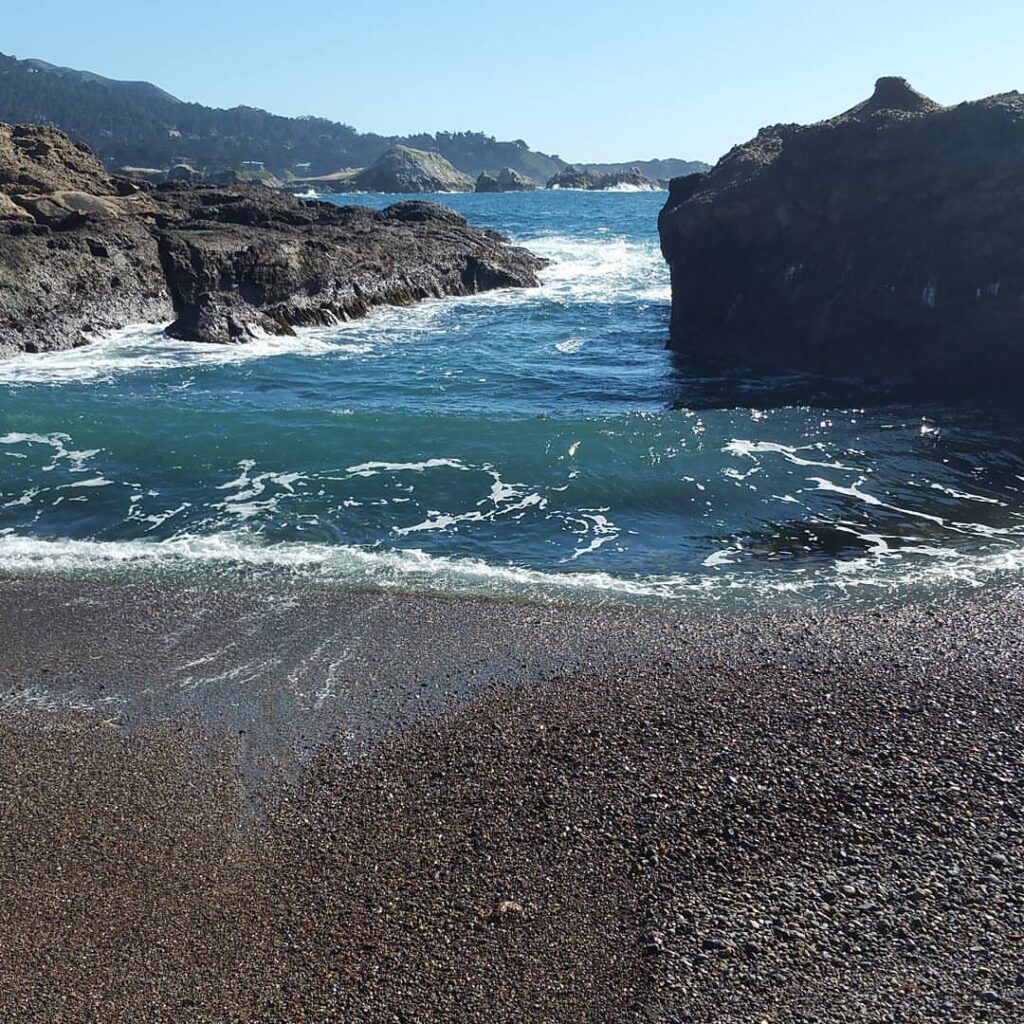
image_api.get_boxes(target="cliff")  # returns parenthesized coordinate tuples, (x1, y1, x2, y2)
(0, 124, 546, 357)
(658, 78, 1024, 395)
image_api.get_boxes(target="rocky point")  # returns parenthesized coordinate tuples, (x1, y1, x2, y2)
(659, 78, 1024, 396)
(0, 125, 545, 356)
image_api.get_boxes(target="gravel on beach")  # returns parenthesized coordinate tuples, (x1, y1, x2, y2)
(0, 578, 1021, 1023)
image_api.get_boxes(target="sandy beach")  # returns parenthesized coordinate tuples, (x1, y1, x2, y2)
(0, 577, 1021, 1022)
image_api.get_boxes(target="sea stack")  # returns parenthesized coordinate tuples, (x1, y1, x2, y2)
(475, 168, 537, 193)
(658, 78, 1024, 395)
(546, 166, 659, 191)
(349, 146, 475, 194)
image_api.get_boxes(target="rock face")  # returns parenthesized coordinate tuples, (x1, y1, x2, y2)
(546, 165, 659, 191)
(659, 78, 1024, 394)
(155, 191, 545, 343)
(0, 124, 546, 357)
(475, 168, 537, 193)
(348, 146, 475, 194)
(0, 124, 172, 356)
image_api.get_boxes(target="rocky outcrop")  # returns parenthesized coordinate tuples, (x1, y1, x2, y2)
(0, 124, 172, 356)
(475, 168, 537, 193)
(546, 166, 602, 190)
(659, 78, 1024, 394)
(0, 124, 546, 356)
(546, 165, 659, 191)
(154, 191, 546, 343)
(347, 146, 475, 194)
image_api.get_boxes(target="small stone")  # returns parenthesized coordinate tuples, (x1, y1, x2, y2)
(491, 900, 524, 920)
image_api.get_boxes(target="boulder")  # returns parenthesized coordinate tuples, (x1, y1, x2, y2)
(348, 146, 475, 194)
(475, 172, 501, 193)
(0, 193, 32, 220)
(476, 168, 537, 193)
(546, 166, 602, 190)
(166, 163, 199, 183)
(658, 78, 1024, 395)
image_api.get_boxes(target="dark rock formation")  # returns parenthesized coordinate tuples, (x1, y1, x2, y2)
(546, 165, 659, 191)
(659, 78, 1024, 394)
(155, 192, 545, 343)
(546, 166, 602, 190)
(475, 168, 537, 193)
(346, 146, 475, 194)
(0, 124, 172, 356)
(0, 124, 546, 357)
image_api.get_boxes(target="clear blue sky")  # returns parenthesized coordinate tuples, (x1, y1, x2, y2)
(5, 1, 1023, 163)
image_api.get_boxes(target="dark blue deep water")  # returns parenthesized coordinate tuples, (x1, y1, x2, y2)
(1, 190, 1023, 605)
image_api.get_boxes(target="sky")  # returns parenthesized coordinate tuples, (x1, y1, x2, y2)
(4, 1, 1024, 163)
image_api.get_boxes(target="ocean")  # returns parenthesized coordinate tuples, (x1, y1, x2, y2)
(1, 189, 1023, 606)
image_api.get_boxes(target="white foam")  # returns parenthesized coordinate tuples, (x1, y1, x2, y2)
(1, 531, 1022, 604)
(929, 483, 1004, 506)
(0, 432, 101, 473)
(601, 182, 665, 193)
(724, 439, 861, 472)
(555, 338, 585, 354)
(0, 324, 343, 386)
(528, 234, 671, 304)
(345, 458, 469, 478)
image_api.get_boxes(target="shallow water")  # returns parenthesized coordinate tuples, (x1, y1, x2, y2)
(1, 190, 1023, 606)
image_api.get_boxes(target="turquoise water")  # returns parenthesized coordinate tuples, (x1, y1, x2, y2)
(1, 190, 1023, 605)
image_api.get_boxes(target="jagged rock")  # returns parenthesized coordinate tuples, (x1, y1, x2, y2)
(0, 123, 121, 195)
(475, 172, 501, 193)
(546, 166, 602, 190)
(0, 193, 32, 220)
(0, 126, 171, 357)
(346, 146, 475, 194)
(546, 165, 659, 191)
(659, 78, 1024, 395)
(598, 167, 660, 191)
(475, 168, 537, 193)
(156, 195, 546, 343)
(0, 123, 546, 357)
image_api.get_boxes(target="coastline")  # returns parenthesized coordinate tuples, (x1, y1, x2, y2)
(1, 576, 1021, 1021)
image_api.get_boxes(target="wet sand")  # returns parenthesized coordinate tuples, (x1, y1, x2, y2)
(1, 576, 1022, 1022)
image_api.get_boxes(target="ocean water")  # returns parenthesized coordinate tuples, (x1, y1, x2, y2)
(1, 189, 1023, 607)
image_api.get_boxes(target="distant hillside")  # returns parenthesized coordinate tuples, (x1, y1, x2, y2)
(20, 58, 181, 104)
(579, 158, 710, 180)
(0, 51, 568, 183)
